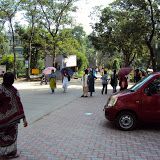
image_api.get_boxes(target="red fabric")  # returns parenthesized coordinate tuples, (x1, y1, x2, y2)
(0, 123, 18, 147)
(0, 85, 25, 129)
(119, 76, 128, 89)
(118, 67, 132, 77)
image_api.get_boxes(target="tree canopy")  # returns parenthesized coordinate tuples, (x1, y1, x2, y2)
(89, 0, 160, 70)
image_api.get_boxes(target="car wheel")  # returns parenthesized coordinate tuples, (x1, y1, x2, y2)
(115, 111, 136, 131)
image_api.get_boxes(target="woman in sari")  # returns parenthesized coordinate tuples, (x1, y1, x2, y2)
(50, 70, 56, 94)
(81, 69, 89, 97)
(88, 71, 97, 96)
(0, 72, 28, 159)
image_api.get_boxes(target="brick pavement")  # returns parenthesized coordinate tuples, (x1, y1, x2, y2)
(15, 89, 160, 160)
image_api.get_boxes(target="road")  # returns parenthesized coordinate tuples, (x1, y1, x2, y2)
(11, 79, 160, 160)
(13, 78, 117, 126)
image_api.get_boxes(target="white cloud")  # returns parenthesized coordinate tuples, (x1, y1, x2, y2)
(6, 0, 113, 35)
(72, 0, 114, 34)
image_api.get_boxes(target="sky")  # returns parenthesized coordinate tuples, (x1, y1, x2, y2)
(72, 0, 114, 34)
(13, 0, 114, 35)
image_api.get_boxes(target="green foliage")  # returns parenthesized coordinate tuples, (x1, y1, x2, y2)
(85, 36, 96, 68)
(0, 54, 14, 71)
(0, 54, 23, 72)
(77, 71, 84, 78)
(112, 59, 120, 71)
(0, 33, 10, 55)
(56, 27, 88, 71)
(90, 0, 160, 69)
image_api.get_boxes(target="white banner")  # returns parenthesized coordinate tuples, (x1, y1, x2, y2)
(65, 55, 77, 67)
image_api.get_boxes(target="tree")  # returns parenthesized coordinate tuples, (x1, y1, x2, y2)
(15, 24, 48, 71)
(85, 36, 96, 68)
(0, 0, 22, 79)
(37, 0, 78, 66)
(89, 6, 144, 67)
(110, 0, 160, 71)
(0, 33, 10, 55)
(0, 54, 14, 71)
(22, 0, 39, 79)
(57, 27, 88, 70)
(112, 58, 120, 71)
(90, 0, 160, 69)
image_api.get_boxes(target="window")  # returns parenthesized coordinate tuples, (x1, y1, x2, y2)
(145, 77, 160, 94)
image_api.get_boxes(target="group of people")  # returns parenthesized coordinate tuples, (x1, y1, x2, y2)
(81, 69, 97, 97)
(49, 69, 70, 94)
(102, 69, 133, 94)
(81, 68, 130, 98)
(48, 67, 151, 95)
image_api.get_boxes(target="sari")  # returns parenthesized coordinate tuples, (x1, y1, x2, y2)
(50, 73, 56, 93)
(82, 74, 88, 96)
(0, 84, 25, 157)
(88, 75, 96, 92)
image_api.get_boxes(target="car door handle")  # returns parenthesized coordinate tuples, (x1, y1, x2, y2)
(136, 101, 140, 103)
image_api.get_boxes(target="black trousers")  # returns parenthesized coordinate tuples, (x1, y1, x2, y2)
(102, 84, 107, 94)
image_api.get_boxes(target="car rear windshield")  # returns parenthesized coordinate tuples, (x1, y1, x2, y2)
(129, 74, 154, 92)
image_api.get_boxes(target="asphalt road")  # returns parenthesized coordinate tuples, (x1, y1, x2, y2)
(3, 77, 132, 127)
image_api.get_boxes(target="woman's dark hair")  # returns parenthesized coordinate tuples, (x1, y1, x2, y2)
(85, 69, 88, 74)
(104, 71, 107, 74)
(3, 72, 15, 87)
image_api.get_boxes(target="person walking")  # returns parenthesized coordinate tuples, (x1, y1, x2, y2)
(62, 69, 69, 93)
(119, 75, 128, 91)
(101, 71, 108, 94)
(92, 68, 96, 76)
(81, 69, 89, 97)
(50, 70, 56, 94)
(110, 70, 118, 93)
(135, 69, 141, 83)
(88, 71, 97, 96)
(41, 73, 47, 85)
(0, 72, 28, 159)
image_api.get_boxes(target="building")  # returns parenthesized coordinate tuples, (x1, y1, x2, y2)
(7, 33, 24, 61)
(45, 54, 67, 80)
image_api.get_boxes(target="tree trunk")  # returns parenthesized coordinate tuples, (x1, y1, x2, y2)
(9, 18, 17, 79)
(147, 0, 156, 71)
(124, 53, 130, 67)
(146, 41, 156, 71)
(128, 52, 136, 66)
(53, 40, 56, 67)
(27, 15, 35, 80)
(147, 57, 151, 69)
(35, 49, 38, 68)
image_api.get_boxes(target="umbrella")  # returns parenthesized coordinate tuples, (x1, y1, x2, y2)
(118, 67, 132, 77)
(61, 67, 73, 77)
(43, 67, 56, 75)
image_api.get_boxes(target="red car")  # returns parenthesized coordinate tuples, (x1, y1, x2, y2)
(104, 73, 160, 131)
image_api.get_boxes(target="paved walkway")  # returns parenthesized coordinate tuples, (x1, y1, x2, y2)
(15, 89, 160, 160)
